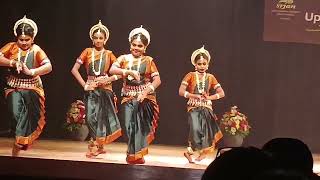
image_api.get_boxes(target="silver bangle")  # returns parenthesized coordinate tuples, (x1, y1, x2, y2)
(84, 84, 89, 90)
(30, 69, 36, 76)
(122, 69, 127, 76)
(149, 85, 155, 92)
(184, 91, 189, 98)
(9, 60, 14, 67)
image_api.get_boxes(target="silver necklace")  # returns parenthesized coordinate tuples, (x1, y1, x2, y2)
(91, 48, 104, 76)
(18, 48, 30, 65)
(127, 54, 142, 81)
(195, 71, 206, 93)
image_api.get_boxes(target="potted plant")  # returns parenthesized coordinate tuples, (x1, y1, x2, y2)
(64, 100, 89, 141)
(220, 106, 251, 146)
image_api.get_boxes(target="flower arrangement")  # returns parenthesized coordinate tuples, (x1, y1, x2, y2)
(64, 100, 86, 132)
(220, 106, 251, 138)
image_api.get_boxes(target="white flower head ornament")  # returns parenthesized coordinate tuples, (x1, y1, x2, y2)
(128, 25, 151, 46)
(13, 15, 38, 38)
(89, 20, 110, 45)
(191, 45, 211, 66)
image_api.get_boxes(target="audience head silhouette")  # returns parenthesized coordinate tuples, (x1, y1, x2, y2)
(201, 146, 272, 180)
(262, 137, 314, 177)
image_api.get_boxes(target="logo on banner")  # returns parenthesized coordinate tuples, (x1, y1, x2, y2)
(305, 13, 320, 25)
(264, 0, 320, 44)
(305, 12, 320, 31)
(279, 0, 293, 4)
(277, 0, 296, 10)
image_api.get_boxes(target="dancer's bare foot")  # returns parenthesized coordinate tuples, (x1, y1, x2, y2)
(86, 143, 107, 158)
(195, 153, 206, 161)
(184, 152, 194, 163)
(90, 147, 107, 157)
(126, 157, 145, 164)
(12, 143, 22, 157)
(85, 141, 96, 158)
(96, 147, 107, 155)
(86, 150, 95, 158)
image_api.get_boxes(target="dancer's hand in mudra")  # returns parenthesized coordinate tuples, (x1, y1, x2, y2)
(21, 64, 33, 76)
(84, 81, 98, 91)
(202, 92, 210, 100)
(193, 94, 203, 101)
(15, 61, 23, 74)
(127, 70, 140, 81)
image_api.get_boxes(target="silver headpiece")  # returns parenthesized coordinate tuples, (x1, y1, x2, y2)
(128, 25, 151, 46)
(13, 15, 38, 38)
(191, 45, 211, 66)
(89, 20, 110, 44)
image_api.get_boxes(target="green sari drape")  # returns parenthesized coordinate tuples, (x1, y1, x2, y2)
(7, 89, 45, 147)
(84, 88, 122, 145)
(187, 107, 223, 153)
(121, 99, 159, 161)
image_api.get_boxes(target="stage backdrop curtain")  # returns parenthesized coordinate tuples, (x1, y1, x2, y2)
(0, 0, 319, 152)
